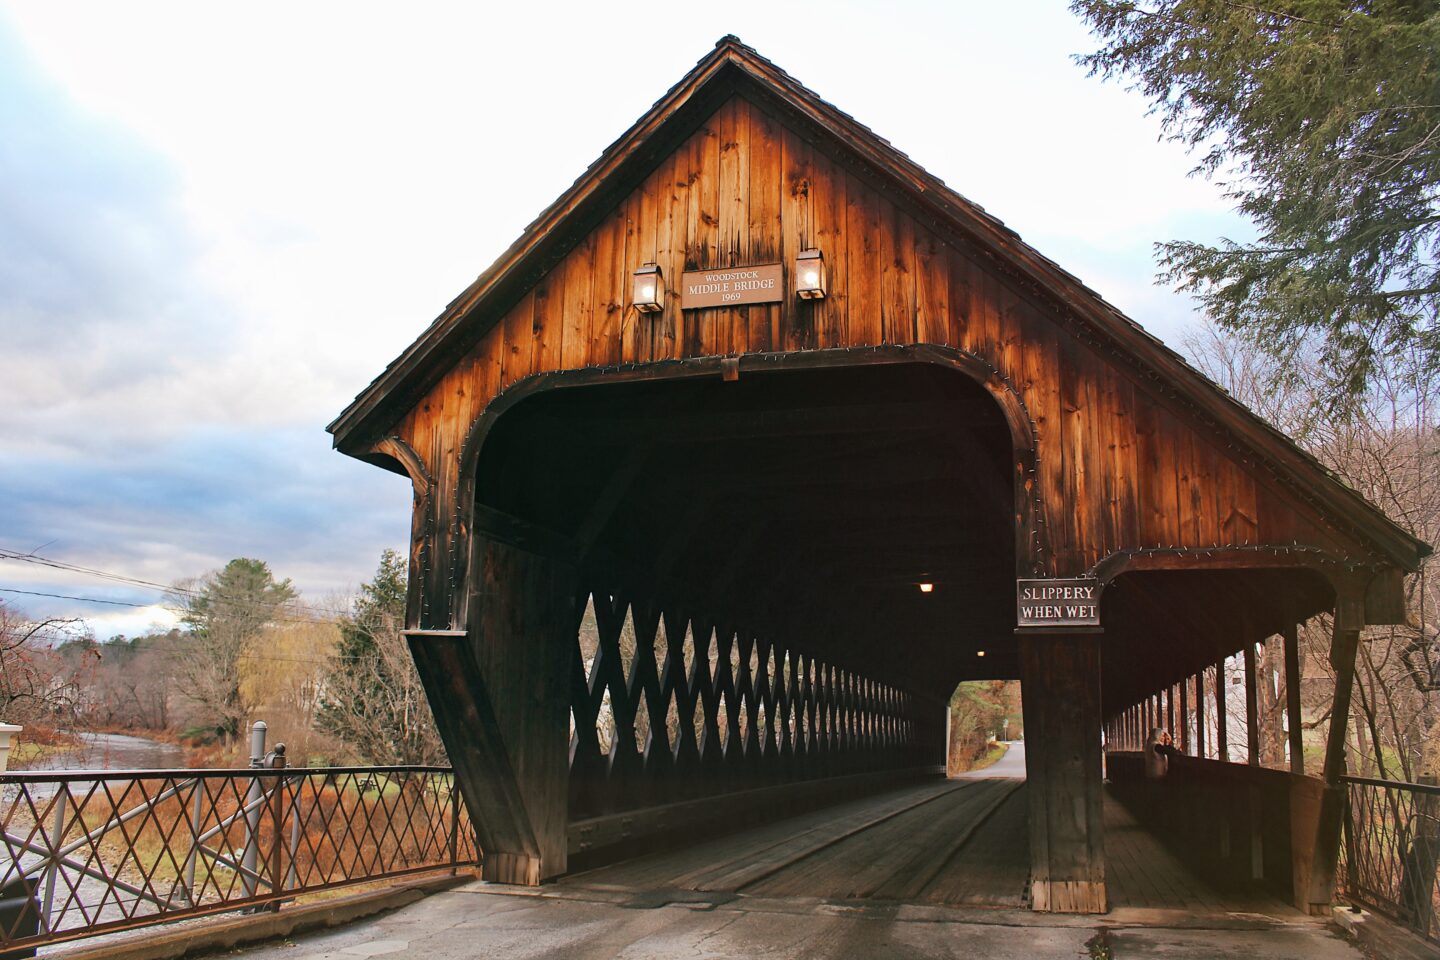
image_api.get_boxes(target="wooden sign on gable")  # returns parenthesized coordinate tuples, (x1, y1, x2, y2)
(680, 264, 783, 309)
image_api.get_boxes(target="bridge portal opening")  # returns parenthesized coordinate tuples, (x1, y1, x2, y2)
(470, 359, 1019, 853)
(946, 680, 1023, 777)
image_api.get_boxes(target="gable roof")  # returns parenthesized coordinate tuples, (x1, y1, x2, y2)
(328, 36, 1429, 571)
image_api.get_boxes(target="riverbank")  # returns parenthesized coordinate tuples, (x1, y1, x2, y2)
(4, 722, 82, 767)
(950, 740, 1010, 775)
(7, 729, 189, 772)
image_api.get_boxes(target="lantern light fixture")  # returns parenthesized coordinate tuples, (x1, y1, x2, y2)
(918, 582, 934, 594)
(977, 650, 986, 658)
(795, 248, 827, 300)
(632, 262, 665, 314)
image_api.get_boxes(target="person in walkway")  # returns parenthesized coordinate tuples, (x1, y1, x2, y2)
(1144, 727, 1180, 779)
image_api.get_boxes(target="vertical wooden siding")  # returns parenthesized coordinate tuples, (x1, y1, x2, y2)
(393, 95, 1360, 578)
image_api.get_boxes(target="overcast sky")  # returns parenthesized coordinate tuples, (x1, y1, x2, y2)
(0, 1, 1251, 638)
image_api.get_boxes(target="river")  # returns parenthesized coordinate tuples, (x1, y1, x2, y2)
(13, 731, 189, 773)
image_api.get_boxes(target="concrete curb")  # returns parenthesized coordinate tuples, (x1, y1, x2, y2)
(53, 872, 473, 960)
(1332, 905, 1440, 960)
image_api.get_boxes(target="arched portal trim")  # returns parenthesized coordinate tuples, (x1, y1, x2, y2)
(368, 435, 437, 630)
(446, 344, 1046, 628)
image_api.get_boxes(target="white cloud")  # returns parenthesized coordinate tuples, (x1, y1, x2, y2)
(81, 605, 179, 642)
(0, 1, 1254, 631)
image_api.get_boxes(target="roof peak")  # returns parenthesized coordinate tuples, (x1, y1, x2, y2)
(324, 37, 1428, 570)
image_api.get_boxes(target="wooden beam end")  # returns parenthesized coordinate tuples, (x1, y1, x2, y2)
(481, 852, 547, 886)
(1030, 880, 1107, 914)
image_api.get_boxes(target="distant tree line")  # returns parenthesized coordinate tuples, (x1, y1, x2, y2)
(1, 550, 444, 767)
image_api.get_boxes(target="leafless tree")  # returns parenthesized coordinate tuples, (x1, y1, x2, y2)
(77, 632, 181, 731)
(0, 601, 95, 725)
(1186, 323, 1439, 779)
(319, 551, 444, 765)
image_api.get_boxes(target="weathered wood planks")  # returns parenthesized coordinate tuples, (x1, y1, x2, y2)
(380, 91, 1387, 583)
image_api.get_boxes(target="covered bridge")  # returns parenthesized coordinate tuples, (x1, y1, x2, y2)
(328, 38, 1429, 915)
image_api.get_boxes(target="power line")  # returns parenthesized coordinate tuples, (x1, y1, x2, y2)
(0, 548, 352, 624)
(1, 586, 394, 665)
(0, 587, 151, 608)
(0, 584, 342, 629)
(0, 546, 345, 618)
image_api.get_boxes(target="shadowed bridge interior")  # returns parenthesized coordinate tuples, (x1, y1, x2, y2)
(477, 361, 1017, 707)
(463, 360, 1345, 906)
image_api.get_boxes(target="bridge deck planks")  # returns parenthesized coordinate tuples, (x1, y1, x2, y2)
(743, 780, 1019, 901)
(917, 782, 1031, 906)
(1102, 793, 1286, 915)
(559, 778, 1294, 918)
(563, 779, 965, 892)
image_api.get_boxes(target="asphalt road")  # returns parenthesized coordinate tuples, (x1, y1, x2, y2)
(953, 740, 1027, 779)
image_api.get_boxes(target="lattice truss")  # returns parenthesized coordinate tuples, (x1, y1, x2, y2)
(569, 589, 917, 816)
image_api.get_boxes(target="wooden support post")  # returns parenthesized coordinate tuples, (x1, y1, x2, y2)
(1239, 636, 1268, 879)
(1284, 622, 1305, 776)
(1303, 586, 1365, 913)
(1215, 658, 1230, 762)
(1244, 641, 1261, 766)
(408, 534, 575, 886)
(1194, 671, 1206, 759)
(1018, 628, 1106, 914)
(1180, 680, 1191, 755)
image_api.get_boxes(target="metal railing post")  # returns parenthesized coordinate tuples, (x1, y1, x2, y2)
(267, 744, 287, 911)
(1400, 773, 1440, 937)
(182, 778, 205, 905)
(1341, 784, 1360, 912)
(241, 721, 266, 900)
(448, 775, 460, 873)
(285, 774, 302, 892)
(40, 791, 67, 934)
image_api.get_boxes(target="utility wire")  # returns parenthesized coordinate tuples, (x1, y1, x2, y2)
(0, 547, 352, 623)
(0, 546, 343, 618)
(0, 587, 151, 608)
(1, 586, 398, 667)
(0, 584, 343, 628)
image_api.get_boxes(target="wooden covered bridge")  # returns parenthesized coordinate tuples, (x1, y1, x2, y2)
(328, 38, 1429, 917)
